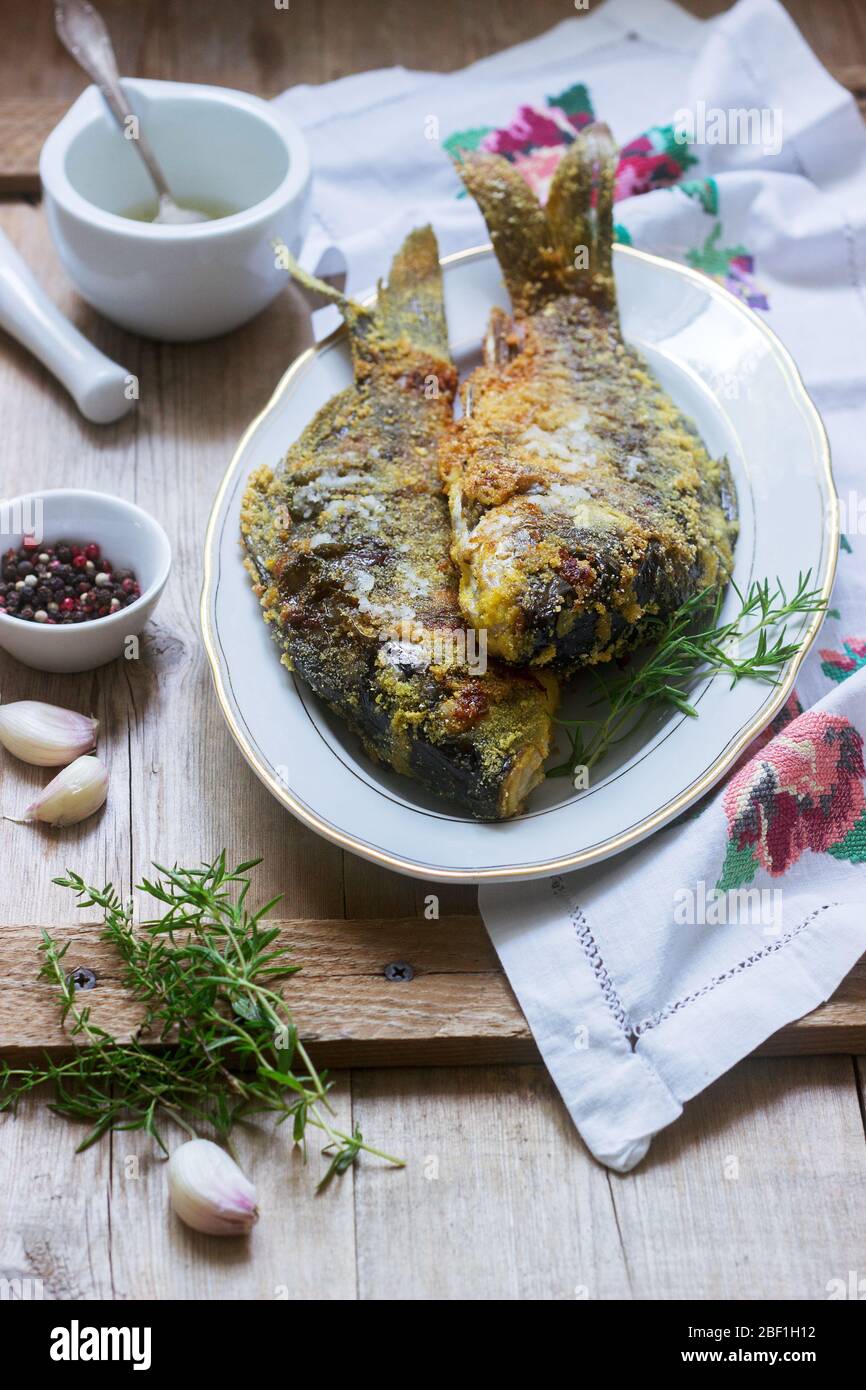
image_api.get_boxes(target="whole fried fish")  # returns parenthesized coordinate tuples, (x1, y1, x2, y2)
(241, 228, 556, 821)
(440, 125, 737, 675)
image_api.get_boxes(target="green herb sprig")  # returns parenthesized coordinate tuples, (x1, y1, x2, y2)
(0, 854, 402, 1190)
(548, 572, 827, 779)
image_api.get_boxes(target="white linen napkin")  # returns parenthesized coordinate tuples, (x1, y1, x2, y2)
(273, 0, 866, 1169)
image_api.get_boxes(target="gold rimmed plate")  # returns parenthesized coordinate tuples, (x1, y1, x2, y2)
(200, 245, 836, 882)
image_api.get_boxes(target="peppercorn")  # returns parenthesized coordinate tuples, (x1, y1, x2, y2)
(1, 540, 141, 625)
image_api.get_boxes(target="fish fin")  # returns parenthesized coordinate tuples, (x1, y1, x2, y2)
(272, 237, 373, 340)
(274, 230, 451, 377)
(547, 122, 617, 307)
(375, 225, 451, 363)
(455, 153, 562, 312)
(456, 124, 618, 311)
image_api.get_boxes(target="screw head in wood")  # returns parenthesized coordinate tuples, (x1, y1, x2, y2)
(67, 965, 97, 991)
(384, 960, 414, 982)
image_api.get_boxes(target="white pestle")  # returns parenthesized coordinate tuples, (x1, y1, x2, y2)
(0, 228, 133, 424)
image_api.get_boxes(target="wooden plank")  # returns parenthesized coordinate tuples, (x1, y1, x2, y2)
(352, 1055, 866, 1298)
(0, 1086, 115, 1299)
(105, 1076, 358, 1300)
(0, 100, 68, 194)
(0, 0, 860, 106)
(3, 916, 864, 1064)
(606, 1056, 866, 1299)
(3, 1037, 861, 1302)
(856, 1056, 866, 1140)
(0, 1078, 358, 1300)
(0, 0, 571, 104)
(351, 1065, 630, 1300)
(6, 1058, 861, 1302)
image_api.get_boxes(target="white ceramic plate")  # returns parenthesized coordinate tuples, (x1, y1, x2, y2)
(201, 245, 837, 883)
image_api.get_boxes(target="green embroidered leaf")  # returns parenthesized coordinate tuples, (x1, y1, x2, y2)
(645, 123, 699, 169)
(613, 222, 633, 246)
(827, 808, 866, 864)
(716, 840, 759, 891)
(686, 223, 749, 278)
(547, 82, 594, 118)
(443, 127, 494, 161)
(679, 176, 719, 215)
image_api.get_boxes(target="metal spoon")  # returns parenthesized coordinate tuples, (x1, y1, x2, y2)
(54, 0, 207, 225)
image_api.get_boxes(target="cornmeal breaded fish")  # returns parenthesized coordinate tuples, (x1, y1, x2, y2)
(440, 125, 737, 674)
(241, 228, 556, 820)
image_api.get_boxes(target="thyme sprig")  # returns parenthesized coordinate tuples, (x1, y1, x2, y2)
(0, 854, 403, 1190)
(547, 572, 827, 779)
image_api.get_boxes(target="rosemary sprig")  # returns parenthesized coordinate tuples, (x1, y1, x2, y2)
(0, 854, 403, 1190)
(547, 572, 826, 779)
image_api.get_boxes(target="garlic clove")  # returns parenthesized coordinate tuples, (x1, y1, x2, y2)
(168, 1139, 259, 1236)
(22, 754, 108, 827)
(0, 700, 98, 767)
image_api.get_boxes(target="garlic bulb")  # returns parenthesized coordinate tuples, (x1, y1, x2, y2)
(168, 1139, 259, 1236)
(22, 755, 108, 827)
(0, 701, 98, 766)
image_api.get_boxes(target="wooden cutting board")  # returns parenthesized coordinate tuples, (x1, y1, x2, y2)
(0, 99, 69, 194)
(2, 915, 864, 1065)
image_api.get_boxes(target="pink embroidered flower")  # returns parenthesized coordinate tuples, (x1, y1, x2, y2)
(513, 147, 567, 200)
(728, 691, 801, 778)
(623, 134, 653, 156)
(723, 710, 866, 876)
(614, 152, 685, 201)
(613, 161, 648, 202)
(482, 104, 570, 157)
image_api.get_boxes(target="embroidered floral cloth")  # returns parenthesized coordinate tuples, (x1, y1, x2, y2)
(274, 0, 866, 1169)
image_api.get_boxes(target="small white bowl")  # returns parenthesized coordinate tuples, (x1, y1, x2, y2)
(40, 79, 312, 341)
(0, 490, 171, 673)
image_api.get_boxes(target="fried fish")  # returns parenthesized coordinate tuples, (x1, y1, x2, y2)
(241, 228, 556, 821)
(440, 124, 737, 675)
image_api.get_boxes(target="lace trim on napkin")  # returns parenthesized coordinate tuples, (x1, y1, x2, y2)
(551, 876, 632, 1037)
(634, 903, 837, 1035)
(551, 878, 838, 1046)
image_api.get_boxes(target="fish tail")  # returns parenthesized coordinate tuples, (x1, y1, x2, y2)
(455, 152, 560, 312)
(274, 228, 451, 378)
(546, 122, 617, 307)
(375, 225, 451, 363)
(454, 123, 618, 311)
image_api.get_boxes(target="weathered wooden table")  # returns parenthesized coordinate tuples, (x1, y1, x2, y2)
(0, 0, 863, 1300)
